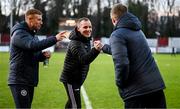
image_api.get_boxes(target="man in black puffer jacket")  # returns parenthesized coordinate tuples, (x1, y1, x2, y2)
(8, 9, 66, 108)
(60, 17, 102, 109)
(102, 4, 166, 108)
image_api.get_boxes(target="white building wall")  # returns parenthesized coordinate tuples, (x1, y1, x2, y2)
(1, 37, 180, 53)
(169, 37, 180, 48)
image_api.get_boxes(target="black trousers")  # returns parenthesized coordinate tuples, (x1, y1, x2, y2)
(63, 83, 81, 109)
(124, 90, 166, 109)
(9, 85, 34, 108)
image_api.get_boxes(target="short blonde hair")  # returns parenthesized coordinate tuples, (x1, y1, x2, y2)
(110, 3, 128, 20)
(25, 9, 42, 17)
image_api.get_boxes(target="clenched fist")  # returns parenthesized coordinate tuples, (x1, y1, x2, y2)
(94, 40, 103, 51)
(55, 31, 67, 41)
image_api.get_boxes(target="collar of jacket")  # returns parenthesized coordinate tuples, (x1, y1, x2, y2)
(23, 21, 37, 36)
(11, 21, 37, 37)
(113, 12, 142, 31)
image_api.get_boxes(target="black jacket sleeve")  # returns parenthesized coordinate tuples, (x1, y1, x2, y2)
(11, 30, 57, 51)
(70, 41, 100, 65)
(102, 44, 112, 55)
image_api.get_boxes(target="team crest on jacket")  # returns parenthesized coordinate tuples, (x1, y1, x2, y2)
(21, 89, 27, 96)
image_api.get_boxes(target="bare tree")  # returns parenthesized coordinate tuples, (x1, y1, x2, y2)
(0, 3, 8, 33)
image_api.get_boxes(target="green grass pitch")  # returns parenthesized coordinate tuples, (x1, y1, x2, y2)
(0, 52, 180, 108)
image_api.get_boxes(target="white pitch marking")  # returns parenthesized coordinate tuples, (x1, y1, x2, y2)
(81, 86, 93, 109)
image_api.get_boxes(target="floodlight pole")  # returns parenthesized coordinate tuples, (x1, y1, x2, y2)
(10, 0, 15, 34)
(10, 11, 13, 34)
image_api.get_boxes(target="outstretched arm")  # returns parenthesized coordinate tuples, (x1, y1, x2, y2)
(102, 44, 112, 55)
(70, 41, 100, 65)
(12, 30, 66, 52)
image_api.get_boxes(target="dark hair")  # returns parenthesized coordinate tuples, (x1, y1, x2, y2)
(76, 17, 90, 27)
(111, 3, 128, 19)
(25, 9, 42, 17)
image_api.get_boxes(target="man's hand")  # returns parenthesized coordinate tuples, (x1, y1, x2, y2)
(43, 50, 51, 59)
(94, 40, 103, 51)
(55, 31, 67, 41)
